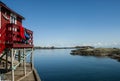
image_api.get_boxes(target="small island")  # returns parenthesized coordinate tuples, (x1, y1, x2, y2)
(70, 46, 120, 61)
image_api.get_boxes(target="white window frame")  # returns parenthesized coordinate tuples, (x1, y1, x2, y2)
(10, 13, 17, 24)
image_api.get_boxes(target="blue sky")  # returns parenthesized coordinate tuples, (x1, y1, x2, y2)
(2, 0, 120, 47)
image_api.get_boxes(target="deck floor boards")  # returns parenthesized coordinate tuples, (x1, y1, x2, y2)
(0, 63, 40, 81)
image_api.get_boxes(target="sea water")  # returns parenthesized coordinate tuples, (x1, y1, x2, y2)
(34, 49, 120, 81)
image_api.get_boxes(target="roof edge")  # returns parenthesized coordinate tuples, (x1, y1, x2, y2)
(0, 1, 25, 20)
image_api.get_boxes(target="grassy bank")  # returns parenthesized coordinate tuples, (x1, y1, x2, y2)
(70, 47, 120, 61)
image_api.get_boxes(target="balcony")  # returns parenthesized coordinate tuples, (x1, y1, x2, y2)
(5, 23, 33, 48)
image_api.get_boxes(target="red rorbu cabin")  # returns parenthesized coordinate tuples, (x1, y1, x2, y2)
(0, 1, 33, 54)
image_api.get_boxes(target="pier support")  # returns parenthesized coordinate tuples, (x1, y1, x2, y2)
(18, 50, 21, 67)
(4, 48, 34, 81)
(31, 48, 34, 70)
(11, 48, 14, 81)
(23, 48, 26, 76)
(5, 50, 8, 71)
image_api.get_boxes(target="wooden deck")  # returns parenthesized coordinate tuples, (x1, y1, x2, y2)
(0, 62, 41, 81)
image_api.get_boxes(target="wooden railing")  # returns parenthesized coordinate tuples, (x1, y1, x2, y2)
(6, 23, 33, 48)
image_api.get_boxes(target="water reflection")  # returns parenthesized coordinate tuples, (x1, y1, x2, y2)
(34, 49, 120, 81)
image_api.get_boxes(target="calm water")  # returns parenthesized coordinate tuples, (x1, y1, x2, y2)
(33, 49, 120, 81)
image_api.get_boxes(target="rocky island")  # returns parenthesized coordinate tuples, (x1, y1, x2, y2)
(70, 46, 120, 61)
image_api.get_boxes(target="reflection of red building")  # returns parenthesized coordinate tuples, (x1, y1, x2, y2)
(0, 1, 33, 54)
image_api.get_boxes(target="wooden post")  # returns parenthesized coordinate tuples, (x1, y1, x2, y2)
(11, 48, 14, 81)
(5, 50, 8, 71)
(18, 50, 21, 67)
(23, 48, 26, 76)
(31, 48, 34, 70)
(30, 51, 32, 68)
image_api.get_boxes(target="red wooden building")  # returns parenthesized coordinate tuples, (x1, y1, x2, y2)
(0, 1, 33, 54)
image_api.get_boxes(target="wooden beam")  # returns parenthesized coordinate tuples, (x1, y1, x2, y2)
(11, 48, 14, 81)
(31, 48, 34, 70)
(18, 50, 21, 67)
(5, 50, 8, 71)
(23, 48, 26, 76)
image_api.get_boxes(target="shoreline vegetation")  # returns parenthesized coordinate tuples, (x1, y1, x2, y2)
(34, 46, 120, 61)
(34, 46, 75, 49)
(70, 46, 120, 61)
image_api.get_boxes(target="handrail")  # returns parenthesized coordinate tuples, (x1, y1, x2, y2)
(6, 23, 33, 48)
(0, 23, 33, 54)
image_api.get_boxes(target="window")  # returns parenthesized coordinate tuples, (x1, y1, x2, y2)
(10, 13, 17, 24)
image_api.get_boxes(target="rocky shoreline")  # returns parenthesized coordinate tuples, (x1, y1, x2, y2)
(70, 47, 120, 61)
